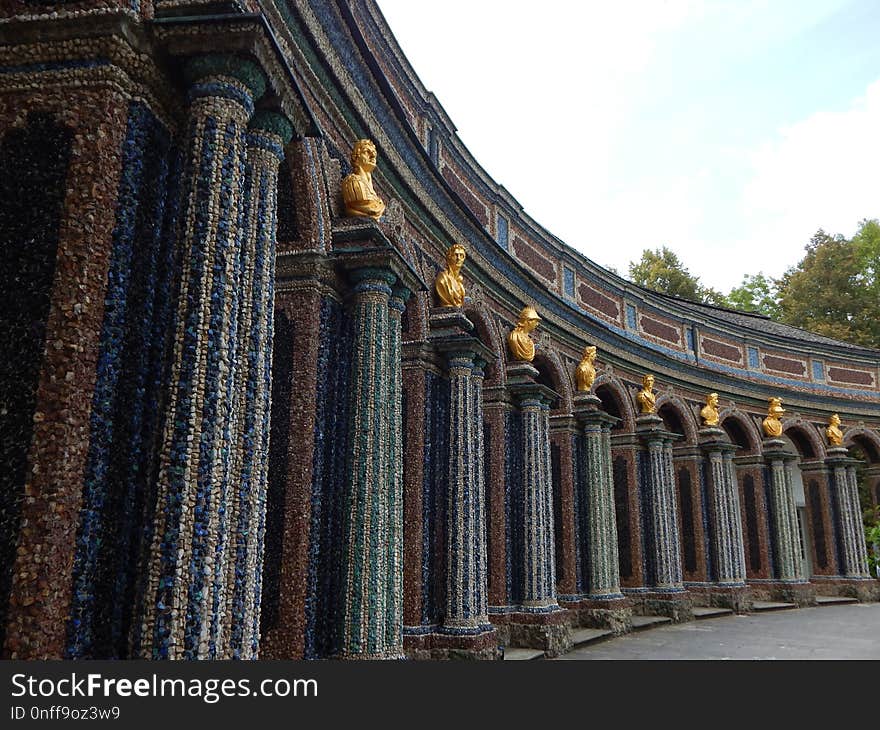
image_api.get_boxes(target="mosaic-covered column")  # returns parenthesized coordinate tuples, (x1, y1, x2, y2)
(574, 394, 621, 598)
(826, 448, 870, 577)
(443, 350, 489, 631)
(141, 55, 266, 659)
(218, 111, 293, 659)
(700, 428, 746, 585)
(637, 415, 683, 591)
(763, 439, 803, 581)
(336, 267, 404, 659)
(514, 388, 557, 608)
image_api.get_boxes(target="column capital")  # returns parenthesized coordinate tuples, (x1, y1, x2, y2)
(347, 266, 397, 297)
(246, 111, 294, 160)
(184, 54, 267, 115)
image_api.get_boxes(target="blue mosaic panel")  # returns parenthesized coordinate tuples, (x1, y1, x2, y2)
(496, 214, 509, 251)
(304, 296, 353, 659)
(747, 346, 760, 369)
(428, 126, 439, 165)
(685, 327, 695, 351)
(504, 410, 524, 603)
(812, 360, 825, 381)
(563, 266, 575, 299)
(625, 304, 638, 331)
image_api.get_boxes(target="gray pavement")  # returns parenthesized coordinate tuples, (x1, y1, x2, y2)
(556, 603, 880, 660)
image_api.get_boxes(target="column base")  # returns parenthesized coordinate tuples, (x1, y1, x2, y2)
(403, 626, 501, 660)
(623, 588, 694, 622)
(808, 576, 880, 602)
(747, 580, 816, 607)
(559, 595, 633, 635)
(489, 606, 572, 657)
(686, 583, 752, 613)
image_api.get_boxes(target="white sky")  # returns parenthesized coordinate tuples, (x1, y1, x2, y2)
(376, 0, 880, 292)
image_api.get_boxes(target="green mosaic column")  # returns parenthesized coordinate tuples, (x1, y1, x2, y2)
(142, 55, 265, 660)
(519, 392, 558, 607)
(444, 350, 490, 630)
(827, 447, 870, 578)
(337, 267, 401, 659)
(764, 439, 803, 581)
(722, 450, 747, 582)
(574, 395, 621, 597)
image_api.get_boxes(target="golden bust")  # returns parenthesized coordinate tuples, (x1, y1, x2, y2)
(636, 374, 656, 415)
(825, 413, 844, 446)
(341, 139, 386, 220)
(762, 397, 785, 438)
(575, 345, 597, 392)
(434, 244, 466, 307)
(700, 392, 720, 427)
(507, 306, 541, 362)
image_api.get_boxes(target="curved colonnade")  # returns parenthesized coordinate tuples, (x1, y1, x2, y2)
(0, 0, 877, 659)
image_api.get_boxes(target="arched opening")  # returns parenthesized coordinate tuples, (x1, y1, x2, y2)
(658, 403, 686, 437)
(780, 426, 825, 578)
(720, 413, 763, 577)
(595, 384, 624, 430)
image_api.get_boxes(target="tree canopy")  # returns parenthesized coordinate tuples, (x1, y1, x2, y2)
(626, 219, 880, 349)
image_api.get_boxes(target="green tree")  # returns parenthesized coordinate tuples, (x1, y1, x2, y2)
(726, 272, 781, 318)
(776, 226, 880, 347)
(628, 246, 704, 302)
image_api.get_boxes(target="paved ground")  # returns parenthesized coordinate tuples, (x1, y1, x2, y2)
(556, 603, 880, 660)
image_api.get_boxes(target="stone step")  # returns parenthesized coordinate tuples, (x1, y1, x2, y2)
(751, 600, 797, 612)
(815, 595, 859, 605)
(692, 606, 734, 619)
(630, 615, 672, 631)
(570, 627, 614, 648)
(503, 648, 545, 661)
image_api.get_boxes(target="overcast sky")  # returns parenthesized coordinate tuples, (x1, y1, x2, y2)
(376, 0, 880, 292)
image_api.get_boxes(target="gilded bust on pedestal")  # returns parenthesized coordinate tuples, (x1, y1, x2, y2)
(700, 392, 720, 427)
(762, 397, 785, 438)
(341, 138, 386, 220)
(826, 413, 844, 446)
(575, 345, 597, 392)
(434, 244, 467, 307)
(507, 306, 540, 362)
(636, 374, 656, 414)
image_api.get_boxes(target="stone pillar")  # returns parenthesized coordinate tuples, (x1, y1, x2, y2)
(574, 394, 621, 598)
(763, 439, 803, 582)
(443, 349, 490, 631)
(141, 55, 265, 660)
(700, 428, 746, 585)
(826, 447, 870, 578)
(336, 267, 405, 659)
(634, 415, 690, 620)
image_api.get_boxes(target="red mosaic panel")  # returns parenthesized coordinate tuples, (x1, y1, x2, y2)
(512, 235, 556, 282)
(827, 367, 874, 386)
(763, 354, 806, 376)
(578, 282, 619, 319)
(441, 165, 488, 226)
(701, 337, 742, 363)
(640, 315, 680, 344)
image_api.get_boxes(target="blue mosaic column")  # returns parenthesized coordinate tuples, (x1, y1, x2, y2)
(386, 284, 409, 646)
(141, 55, 266, 660)
(443, 351, 490, 631)
(764, 440, 803, 581)
(700, 430, 746, 585)
(637, 416, 684, 590)
(337, 267, 402, 659)
(218, 112, 293, 659)
(574, 396, 621, 598)
(519, 392, 558, 608)
(827, 447, 870, 578)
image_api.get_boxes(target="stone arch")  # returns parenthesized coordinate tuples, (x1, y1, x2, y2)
(655, 393, 698, 444)
(463, 300, 505, 388)
(532, 346, 573, 415)
(718, 407, 762, 455)
(842, 426, 880, 464)
(593, 373, 636, 431)
(782, 417, 826, 460)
